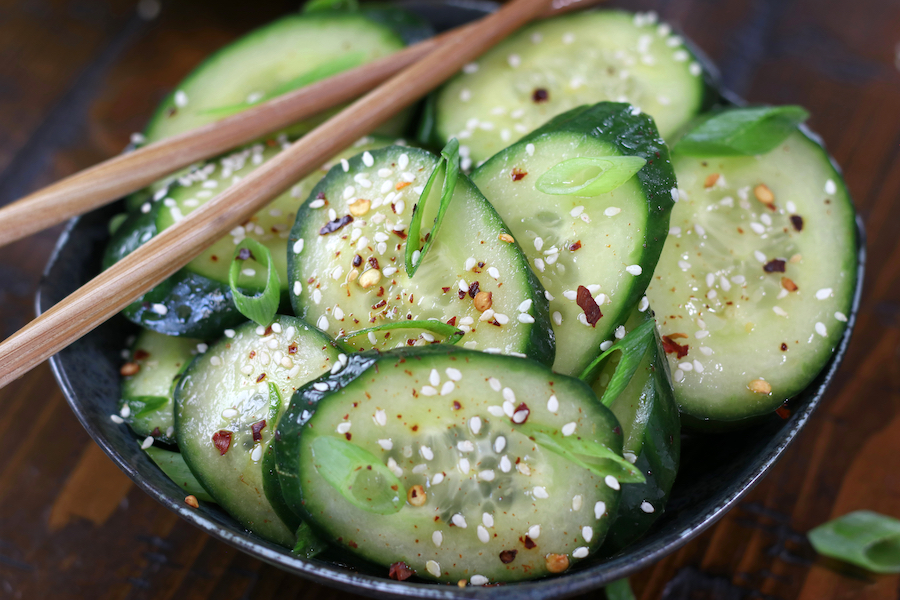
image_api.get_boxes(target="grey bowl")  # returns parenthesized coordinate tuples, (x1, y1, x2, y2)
(38, 2, 865, 598)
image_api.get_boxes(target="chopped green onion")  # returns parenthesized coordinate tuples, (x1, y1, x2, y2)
(200, 53, 366, 118)
(517, 422, 645, 484)
(405, 139, 459, 277)
(605, 578, 636, 600)
(267, 382, 282, 423)
(228, 238, 280, 327)
(144, 446, 216, 503)
(535, 156, 646, 196)
(311, 435, 405, 515)
(123, 395, 168, 418)
(338, 320, 464, 349)
(303, 0, 359, 13)
(579, 317, 657, 407)
(292, 521, 328, 559)
(674, 105, 810, 157)
(808, 511, 900, 573)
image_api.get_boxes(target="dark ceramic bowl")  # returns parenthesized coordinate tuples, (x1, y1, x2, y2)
(38, 3, 865, 598)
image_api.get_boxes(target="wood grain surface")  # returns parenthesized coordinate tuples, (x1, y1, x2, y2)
(1, 0, 898, 598)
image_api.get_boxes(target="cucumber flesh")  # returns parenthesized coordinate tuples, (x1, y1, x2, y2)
(275, 347, 625, 583)
(144, 446, 216, 503)
(288, 146, 554, 364)
(590, 309, 680, 554)
(433, 10, 706, 164)
(120, 329, 202, 443)
(647, 129, 857, 421)
(175, 316, 342, 546)
(143, 12, 410, 144)
(471, 103, 677, 376)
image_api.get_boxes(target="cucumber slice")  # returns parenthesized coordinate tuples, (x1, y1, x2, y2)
(589, 309, 680, 554)
(143, 12, 410, 144)
(105, 138, 394, 338)
(432, 10, 707, 164)
(119, 329, 201, 443)
(275, 347, 627, 583)
(144, 446, 216, 503)
(646, 128, 858, 421)
(471, 103, 677, 376)
(175, 316, 342, 546)
(288, 146, 554, 363)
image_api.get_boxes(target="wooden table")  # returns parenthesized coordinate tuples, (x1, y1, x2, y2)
(1, 0, 898, 598)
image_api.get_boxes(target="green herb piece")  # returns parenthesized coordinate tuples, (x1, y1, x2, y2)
(579, 318, 657, 407)
(517, 423, 645, 484)
(311, 436, 405, 515)
(228, 238, 280, 327)
(338, 320, 464, 348)
(808, 510, 900, 574)
(267, 382, 282, 423)
(405, 139, 459, 277)
(292, 521, 328, 559)
(144, 446, 216, 503)
(605, 578, 636, 600)
(123, 395, 169, 418)
(535, 156, 646, 196)
(674, 105, 810, 157)
(303, 0, 359, 13)
(200, 53, 366, 118)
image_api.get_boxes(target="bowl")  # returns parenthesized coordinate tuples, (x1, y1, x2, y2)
(38, 2, 865, 598)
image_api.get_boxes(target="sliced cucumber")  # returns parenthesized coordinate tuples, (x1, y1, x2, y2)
(119, 329, 201, 443)
(589, 309, 680, 554)
(471, 103, 677, 376)
(288, 146, 554, 363)
(275, 347, 628, 583)
(144, 446, 216, 503)
(647, 128, 858, 421)
(106, 138, 393, 338)
(432, 10, 707, 163)
(143, 12, 410, 144)
(175, 316, 342, 546)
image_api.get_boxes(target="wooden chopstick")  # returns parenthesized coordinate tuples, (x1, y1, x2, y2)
(0, 0, 604, 249)
(0, 0, 555, 389)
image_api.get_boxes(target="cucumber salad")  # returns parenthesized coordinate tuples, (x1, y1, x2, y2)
(105, 3, 857, 587)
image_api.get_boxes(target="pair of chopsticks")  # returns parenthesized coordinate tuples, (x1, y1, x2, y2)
(0, 0, 604, 389)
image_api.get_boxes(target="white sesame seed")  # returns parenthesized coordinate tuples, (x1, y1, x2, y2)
(488, 267, 500, 279)
(421, 385, 437, 396)
(340, 158, 349, 172)
(469, 416, 482, 434)
(594, 501, 606, 519)
(816, 288, 833, 300)
(367, 332, 378, 345)
(582, 526, 593, 542)
(452, 514, 468, 528)
(499, 455, 512, 472)
(377, 439, 393, 451)
(488, 377, 501, 392)
(561, 422, 577, 436)
(689, 62, 702, 76)
(750, 222, 766, 235)
(605, 475, 620, 490)
(815, 322, 828, 337)
(570, 205, 585, 217)
(432, 531, 443, 547)
(835, 311, 848, 322)
(604, 207, 622, 217)
(626, 264, 643, 276)
(110, 414, 124, 424)
(474, 525, 490, 543)
(361, 151, 374, 167)
(398, 153, 409, 170)
(429, 369, 440, 386)
(825, 179, 837, 195)
(693, 360, 704, 373)
(507, 54, 521, 68)
(493, 436, 506, 453)
(526, 143, 535, 156)
(678, 361, 693, 372)
(174, 90, 188, 107)
(674, 369, 684, 382)
(440, 381, 455, 395)
(754, 250, 767, 263)
(773, 306, 788, 317)
(573, 547, 589, 559)
(426, 560, 441, 577)
(458, 440, 475, 453)
(533, 486, 549, 499)
(335, 422, 351, 435)
(552, 311, 562, 326)
(471, 575, 489, 586)
(432, 473, 444, 485)
(600, 340, 613, 351)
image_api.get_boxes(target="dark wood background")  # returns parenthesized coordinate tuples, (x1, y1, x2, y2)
(1, 0, 899, 598)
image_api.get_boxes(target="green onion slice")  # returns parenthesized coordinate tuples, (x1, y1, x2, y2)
(338, 319, 464, 349)
(123, 395, 169, 418)
(405, 138, 459, 277)
(808, 511, 900, 574)
(267, 382, 282, 423)
(674, 105, 810, 157)
(605, 578, 636, 600)
(517, 423, 645, 484)
(578, 317, 657, 407)
(144, 446, 217, 503)
(228, 238, 280, 328)
(311, 435, 405, 515)
(535, 156, 646, 196)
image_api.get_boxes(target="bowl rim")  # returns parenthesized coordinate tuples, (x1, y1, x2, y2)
(37, 3, 867, 596)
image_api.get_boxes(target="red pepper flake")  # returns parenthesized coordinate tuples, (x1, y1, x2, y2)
(264, 325, 274, 336)
(256, 373, 267, 383)
(781, 277, 798, 292)
(521, 535, 537, 549)
(212, 430, 232, 455)
(348, 541, 358, 548)
(446, 316, 457, 326)
(133, 349, 150, 361)
(396, 181, 411, 190)
(569, 241, 582, 252)
(249, 350, 256, 359)
(763, 259, 786, 273)
(352, 254, 362, 267)
(775, 405, 791, 419)
(368, 256, 380, 270)
(442, 287, 451, 293)
(151, 427, 161, 437)
(394, 229, 408, 240)
(251, 420, 266, 442)
(511, 402, 530, 424)
(388, 562, 415, 581)
(373, 300, 386, 310)
(790, 215, 804, 231)
(511, 168, 528, 182)
(237, 247, 253, 261)
(316, 191, 327, 202)
(499, 549, 518, 564)
(452, 401, 462, 410)
(458, 289, 467, 300)
(345, 432, 352, 440)
(319, 214, 353, 235)
(576, 285, 602, 327)
(781, 343, 788, 351)
(661, 335, 689, 359)
(468, 281, 480, 298)
(532, 88, 549, 103)
(288, 344, 298, 354)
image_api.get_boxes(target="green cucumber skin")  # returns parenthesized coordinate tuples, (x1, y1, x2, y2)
(357, 5, 434, 45)
(596, 311, 680, 554)
(144, 446, 217, 503)
(650, 128, 858, 422)
(472, 102, 677, 375)
(288, 146, 555, 366)
(143, 12, 409, 144)
(275, 346, 624, 583)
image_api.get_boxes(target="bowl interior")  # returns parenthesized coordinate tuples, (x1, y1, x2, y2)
(39, 3, 865, 598)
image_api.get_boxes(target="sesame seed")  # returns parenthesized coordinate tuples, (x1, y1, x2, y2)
(459, 457, 471, 474)
(488, 267, 500, 279)
(825, 179, 837, 195)
(421, 385, 437, 396)
(432, 473, 444, 485)
(471, 575, 489, 586)
(174, 90, 188, 107)
(426, 560, 441, 577)
(398, 154, 409, 170)
(594, 501, 606, 519)
(754, 250, 767, 263)
(429, 369, 440, 386)
(570, 206, 585, 217)
(452, 514, 468, 528)
(432, 531, 443, 547)
(488, 377, 501, 391)
(815, 322, 828, 337)
(440, 381, 455, 395)
(582, 526, 593, 542)
(562, 32, 575, 44)
(534, 237, 543, 251)
(562, 422, 577, 436)
(604, 475, 620, 490)
(377, 439, 393, 451)
(695, 330, 709, 339)
(526, 143, 535, 156)
(499, 455, 512, 472)
(507, 54, 521, 68)
(469, 416, 482, 434)
(689, 62, 702, 76)
(573, 547, 589, 559)
(362, 152, 374, 167)
(626, 265, 643, 276)
(533, 486, 549, 499)
(340, 158, 349, 172)
(816, 288, 833, 300)
(493, 436, 506, 453)
(674, 369, 684, 382)
(693, 360, 704, 373)
(494, 313, 510, 325)
(773, 306, 788, 317)
(110, 414, 124, 424)
(534, 258, 545, 272)
(552, 311, 562, 326)
(835, 312, 848, 322)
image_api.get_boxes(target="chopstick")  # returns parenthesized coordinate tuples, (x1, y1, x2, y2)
(0, 0, 604, 249)
(0, 0, 555, 389)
